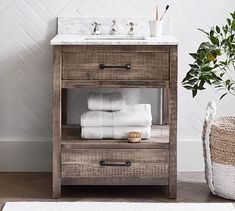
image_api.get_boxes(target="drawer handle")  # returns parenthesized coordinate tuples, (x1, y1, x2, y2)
(99, 64, 131, 70)
(100, 160, 131, 167)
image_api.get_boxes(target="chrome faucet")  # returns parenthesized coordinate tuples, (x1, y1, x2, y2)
(91, 22, 101, 35)
(127, 22, 137, 35)
(110, 19, 119, 35)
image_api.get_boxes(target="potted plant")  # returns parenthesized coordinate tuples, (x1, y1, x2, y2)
(182, 12, 235, 99)
(182, 12, 235, 200)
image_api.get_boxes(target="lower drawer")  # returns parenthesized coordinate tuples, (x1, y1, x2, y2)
(61, 148, 169, 178)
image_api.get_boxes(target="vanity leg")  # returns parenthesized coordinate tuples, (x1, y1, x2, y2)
(168, 46, 178, 199)
(53, 46, 62, 199)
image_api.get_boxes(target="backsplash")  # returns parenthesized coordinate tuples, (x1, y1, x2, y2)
(58, 17, 170, 35)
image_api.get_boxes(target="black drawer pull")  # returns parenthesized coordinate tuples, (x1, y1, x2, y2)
(100, 160, 131, 167)
(100, 64, 131, 70)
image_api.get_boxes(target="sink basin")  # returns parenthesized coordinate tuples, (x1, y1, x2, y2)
(85, 35, 146, 41)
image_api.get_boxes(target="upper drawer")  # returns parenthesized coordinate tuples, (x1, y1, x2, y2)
(61, 46, 170, 81)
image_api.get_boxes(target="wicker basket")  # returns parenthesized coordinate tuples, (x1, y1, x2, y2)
(202, 102, 235, 200)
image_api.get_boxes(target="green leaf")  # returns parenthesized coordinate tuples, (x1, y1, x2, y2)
(183, 85, 194, 90)
(215, 49, 222, 56)
(227, 18, 232, 25)
(210, 36, 219, 46)
(192, 89, 198, 98)
(198, 28, 209, 35)
(189, 53, 199, 59)
(216, 25, 221, 33)
(232, 21, 235, 30)
(231, 12, 235, 19)
(201, 66, 213, 72)
(189, 64, 199, 69)
(198, 80, 206, 90)
(226, 79, 231, 85)
(210, 29, 215, 37)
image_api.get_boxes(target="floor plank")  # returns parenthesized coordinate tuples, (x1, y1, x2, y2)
(0, 172, 233, 210)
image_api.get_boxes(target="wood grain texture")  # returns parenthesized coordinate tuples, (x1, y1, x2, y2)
(168, 46, 178, 198)
(61, 148, 169, 179)
(62, 80, 169, 88)
(62, 48, 169, 80)
(53, 46, 62, 199)
(53, 44, 178, 199)
(61, 125, 169, 149)
(61, 177, 168, 186)
(61, 45, 170, 53)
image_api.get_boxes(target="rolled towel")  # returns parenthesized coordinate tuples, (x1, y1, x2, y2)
(81, 126, 151, 139)
(88, 92, 125, 111)
(81, 104, 152, 127)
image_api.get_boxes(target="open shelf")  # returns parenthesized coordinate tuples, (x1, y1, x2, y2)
(61, 125, 169, 149)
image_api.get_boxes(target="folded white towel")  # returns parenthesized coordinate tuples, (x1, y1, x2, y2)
(81, 126, 151, 139)
(81, 104, 152, 127)
(88, 92, 125, 111)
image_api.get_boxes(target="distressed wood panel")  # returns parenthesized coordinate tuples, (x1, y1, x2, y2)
(61, 148, 169, 179)
(62, 46, 169, 81)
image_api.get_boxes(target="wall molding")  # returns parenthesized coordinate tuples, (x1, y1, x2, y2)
(0, 139, 204, 172)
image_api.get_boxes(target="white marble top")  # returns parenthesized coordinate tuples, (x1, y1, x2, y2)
(50, 35, 179, 46)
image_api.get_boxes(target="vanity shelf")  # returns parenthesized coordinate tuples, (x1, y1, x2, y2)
(52, 42, 178, 199)
(61, 125, 169, 149)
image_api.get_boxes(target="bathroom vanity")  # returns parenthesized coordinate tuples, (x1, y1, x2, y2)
(51, 18, 178, 199)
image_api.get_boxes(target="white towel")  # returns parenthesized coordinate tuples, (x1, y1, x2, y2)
(81, 104, 152, 127)
(88, 92, 125, 111)
(81, 126, 151, 139)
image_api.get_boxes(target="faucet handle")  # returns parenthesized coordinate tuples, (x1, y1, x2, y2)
(91, 21, 101, 35)
(127, 22, 137, 35)
(127, 22, 137, 27)
(91, 21, 101, 27)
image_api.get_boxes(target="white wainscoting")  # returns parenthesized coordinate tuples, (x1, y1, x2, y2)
(0, 139, 203, 172)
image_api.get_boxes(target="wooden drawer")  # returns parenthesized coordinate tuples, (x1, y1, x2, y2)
(61, 148, 169, 178)
(61, 46, 169, 80)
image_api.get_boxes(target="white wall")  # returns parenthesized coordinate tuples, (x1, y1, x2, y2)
(0, 0, 235, 172)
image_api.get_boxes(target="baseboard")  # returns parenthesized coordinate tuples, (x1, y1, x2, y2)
(0, 139, 204, 172)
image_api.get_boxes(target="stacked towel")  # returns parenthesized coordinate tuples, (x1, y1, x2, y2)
(81, 93, 152, 140)
(88, 92, 125, 111)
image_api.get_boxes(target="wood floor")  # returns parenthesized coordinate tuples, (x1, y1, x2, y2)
(0, 172, 233, 210)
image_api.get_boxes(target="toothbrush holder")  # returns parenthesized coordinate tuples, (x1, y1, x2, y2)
(149, 20, 164, 37)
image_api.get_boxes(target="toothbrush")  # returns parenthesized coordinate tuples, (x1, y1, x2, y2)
(160, 5, 170, 20)
(156, 5, 159, 20)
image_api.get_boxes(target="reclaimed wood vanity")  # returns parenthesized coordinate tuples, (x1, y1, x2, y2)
(51, 35, 178, 199)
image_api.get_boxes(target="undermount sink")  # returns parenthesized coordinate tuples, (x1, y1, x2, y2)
(84, 35, 146, 41)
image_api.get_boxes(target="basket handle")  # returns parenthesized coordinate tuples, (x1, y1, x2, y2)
(202, 101, 217, 195)
(205, 101, 216, 122)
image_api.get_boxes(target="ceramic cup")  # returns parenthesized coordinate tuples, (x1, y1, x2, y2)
(149, 20, 164, 37)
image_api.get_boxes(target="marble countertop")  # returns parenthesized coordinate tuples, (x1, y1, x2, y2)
(50, 35, 179, 45)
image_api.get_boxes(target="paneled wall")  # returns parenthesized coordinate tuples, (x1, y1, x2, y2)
(0, 0, 235, 171)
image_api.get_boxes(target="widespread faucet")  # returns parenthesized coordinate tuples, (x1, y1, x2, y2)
(127, 22, 137, 35)
(110, 19, 119, 35)
(91, 22, 101, 35)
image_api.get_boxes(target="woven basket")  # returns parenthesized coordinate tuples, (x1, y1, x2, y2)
(202, 102, 235, 200)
